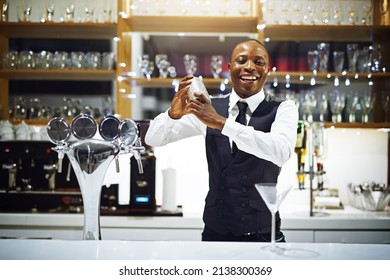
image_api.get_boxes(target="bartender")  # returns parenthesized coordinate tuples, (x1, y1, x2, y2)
(145, 39, 298, 242)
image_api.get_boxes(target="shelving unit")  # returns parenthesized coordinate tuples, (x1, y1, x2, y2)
(0, 0, 389, 129)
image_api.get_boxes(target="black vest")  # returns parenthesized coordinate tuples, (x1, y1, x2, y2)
(204, 94, 282, 236)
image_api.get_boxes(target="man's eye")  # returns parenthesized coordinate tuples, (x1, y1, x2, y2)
(256, 59, 266, 66)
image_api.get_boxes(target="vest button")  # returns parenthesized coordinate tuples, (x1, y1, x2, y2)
(240, 216, 246, 222)
(221, 172, 226, 177)
(241, 187, 247, 193)
(241, 202, 246, 208)
(218, 213, 223, 218)
(241, 174, 248, 181)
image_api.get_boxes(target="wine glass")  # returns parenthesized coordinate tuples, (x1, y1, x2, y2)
(347, 43, 359, 73)
(382, 91, 390, 122)
(329, 90, 345, 122)
(301, 90, 317, 122)
(347, 91, 360, 123)
(254, 183, 292, 252)
(317, 92, 328, 122)
(183, 54, 197, 75)
(210, 55, 223, 78)
(361, 91, 376, 123)
(361, 0, 373, 25)
(1, 0, 8, 21)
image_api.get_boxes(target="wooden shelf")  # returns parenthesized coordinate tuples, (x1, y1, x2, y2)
(0, 22, 117, 39)
(123, 72, 389, 88)
(0, 70, 116, 81)
(123, 77, 232, 88)
(262, 25, 390, 42)
(125, 16, 258, 33)
(268, 72, 390, 84)
(323, 122, 390, 129)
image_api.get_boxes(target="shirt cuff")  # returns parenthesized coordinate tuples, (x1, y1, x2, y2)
(221, 118, 242, 140)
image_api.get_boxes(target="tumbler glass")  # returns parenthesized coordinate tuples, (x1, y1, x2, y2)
(333, 51, 345, 73)
(317, 43, 330, 72)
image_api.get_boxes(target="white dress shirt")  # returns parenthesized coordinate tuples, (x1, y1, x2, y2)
(145, 89, 298, 167)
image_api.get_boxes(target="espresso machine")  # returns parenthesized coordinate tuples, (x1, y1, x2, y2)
(0, 140, 83, 212)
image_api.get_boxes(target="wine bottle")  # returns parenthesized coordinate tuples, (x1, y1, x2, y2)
(295, 121, 307, 189)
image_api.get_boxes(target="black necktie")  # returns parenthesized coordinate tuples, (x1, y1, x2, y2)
(232, 101, 248, 157)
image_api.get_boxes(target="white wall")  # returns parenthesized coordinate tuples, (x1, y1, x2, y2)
(150, 128, 388, 216)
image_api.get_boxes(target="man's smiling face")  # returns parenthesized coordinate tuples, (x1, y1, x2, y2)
(228, 40, 269, 99)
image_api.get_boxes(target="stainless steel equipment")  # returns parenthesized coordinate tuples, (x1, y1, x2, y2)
(47, 114, 145, 240)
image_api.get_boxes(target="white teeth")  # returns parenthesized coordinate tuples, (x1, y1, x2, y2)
(240, 76, 258, 81)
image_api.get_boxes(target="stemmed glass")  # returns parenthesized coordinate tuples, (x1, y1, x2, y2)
(1, 0, 8, 21)
(210, 55, 223, 78)
(155, 54, 170, 78)
(46, 0, 55, 22)
(329, 90, 345, 122)
(382, 91, 390, 122)
(183, 54, 197, 75)
(361, 91, 376, 123)
(362, 0, 373, 25)
(347, 91, 360, 122)
(301, 90, 317, 122)
(347, 44, 359, 73)
(139, 54, 154, 80)
(317, 92, 328, 122)
(254, 183, 292, 252)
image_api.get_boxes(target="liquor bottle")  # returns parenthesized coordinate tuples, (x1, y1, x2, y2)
(295, 121, 307, 189)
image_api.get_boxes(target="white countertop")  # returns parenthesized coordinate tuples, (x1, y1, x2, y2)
(0, 239, 389, 260)
(1, 206, 389, 230)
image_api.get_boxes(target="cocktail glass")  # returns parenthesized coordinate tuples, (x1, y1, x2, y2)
(254, 183, 292, 252)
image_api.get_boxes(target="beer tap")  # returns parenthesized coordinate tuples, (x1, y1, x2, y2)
(47, 114, 145, 240)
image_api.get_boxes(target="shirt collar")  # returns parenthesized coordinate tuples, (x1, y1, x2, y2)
(229, 89, 265, 113)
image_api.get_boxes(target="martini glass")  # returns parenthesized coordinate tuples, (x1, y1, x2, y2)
(254, 183, 292, 252)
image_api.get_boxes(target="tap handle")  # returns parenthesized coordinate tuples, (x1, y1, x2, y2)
(133, 151, 144, 174)
(115, 155, 120, 173)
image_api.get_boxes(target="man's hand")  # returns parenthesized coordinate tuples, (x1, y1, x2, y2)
(168, 75, 193, 119)
(185, 92, 226, 130)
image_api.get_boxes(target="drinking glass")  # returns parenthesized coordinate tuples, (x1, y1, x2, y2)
(210, 55, 223, 78)
(332, 0, 343, 24)
(361, 0, 373, 25)
(254, 183, 292, 252)
(333, 51, 345, 73)
(46, 0, 55, 22)
(382, 91, 390, 122)
(307, 50, 318, 71)
(17, 0, 32, 22)
(155, 54, 170, 78)
(64, 1, 75, 22)
(371, 43, 384, 73)
(319, 2, 330, 24)
(53, 51, 70, 70)
(347, 43, 359, 73)
(317, 43, 329, 72)
(317, 92, 328, 122)
(102, 52, 115, 70)
(71, 51, 86, 70)
(361, 91, 376, 123)
(13, 97, 27, 121)
(303, 0, 316, 25)
(86, 52, 101, 70)
(183, 54, 197, 75)
(5, 51, 18, 69)
(301, 90, 317, 122)
(18, 50, 35, 69)
(84, 6, 94, 22)
(346, 0, 358, 25)
(1, 0, 8, 21)
(329, 90, 346, 122)
(357, 47, 371, 73)
(28, 98, 43, 120)
(347, 91, 360, 122)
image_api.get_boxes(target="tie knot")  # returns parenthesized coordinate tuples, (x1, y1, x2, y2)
(237, 101, 248, 112)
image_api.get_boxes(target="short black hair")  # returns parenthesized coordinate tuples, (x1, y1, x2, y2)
(229, 39, 268, 62)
